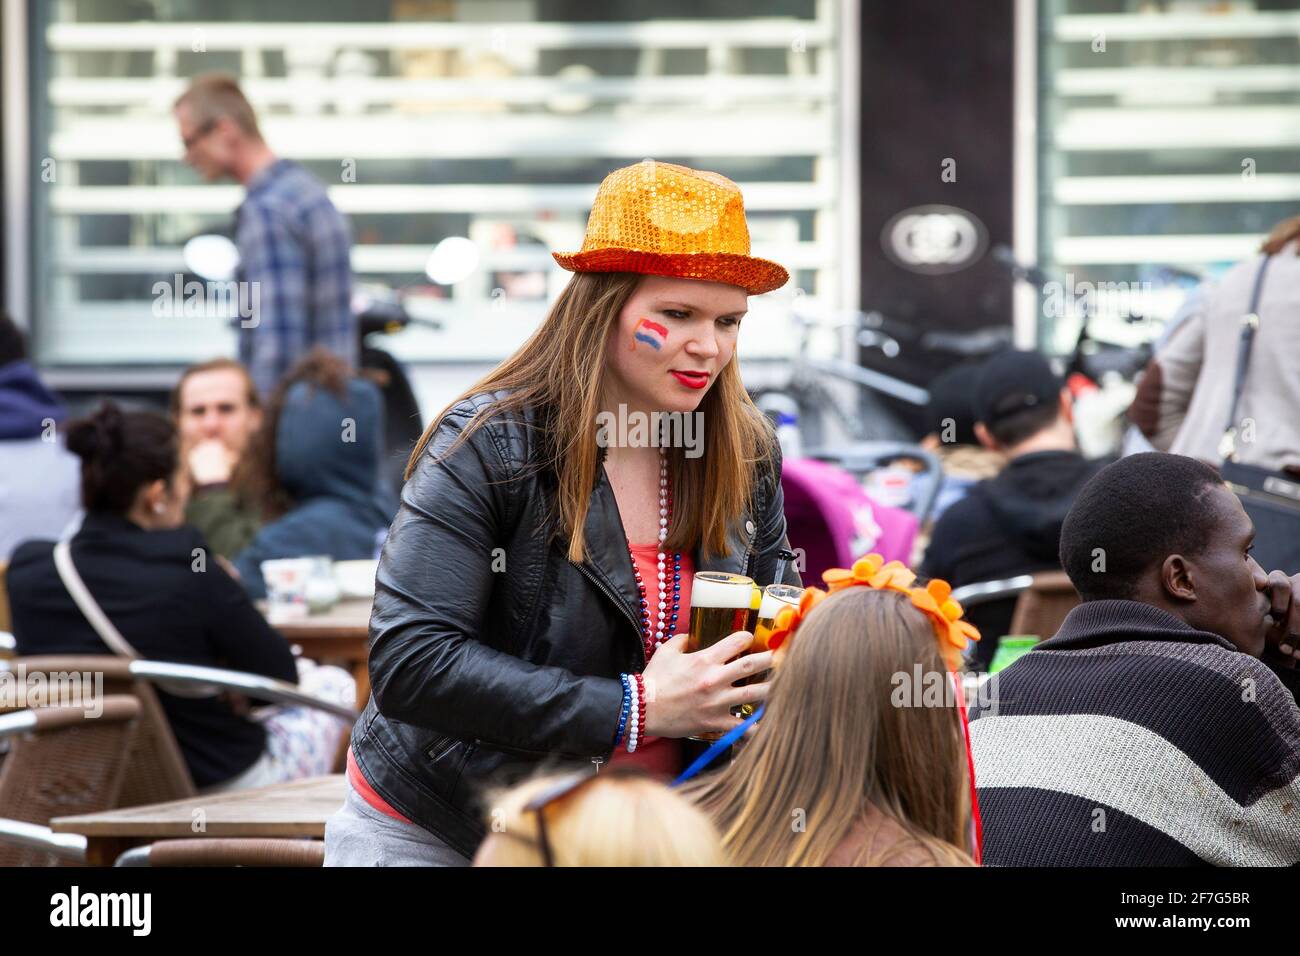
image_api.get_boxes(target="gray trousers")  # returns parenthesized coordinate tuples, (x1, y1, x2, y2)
(324, 783, 471, 867)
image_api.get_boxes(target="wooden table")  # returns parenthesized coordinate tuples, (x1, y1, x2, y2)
(262, 599, 373, 711)
(51, 774, 346, 866)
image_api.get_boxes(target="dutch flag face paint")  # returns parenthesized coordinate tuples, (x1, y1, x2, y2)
(632, 317, 669, 351)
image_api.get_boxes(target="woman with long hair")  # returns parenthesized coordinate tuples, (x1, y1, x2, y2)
(325, 160, 800, 866)
(686, 558, 980, 866)
(230, 346, 397, 599)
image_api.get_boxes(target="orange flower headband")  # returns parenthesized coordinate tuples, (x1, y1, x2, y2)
(765, 554, 980, 671)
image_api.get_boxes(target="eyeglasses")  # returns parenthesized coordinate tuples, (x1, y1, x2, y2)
(182, 118, 218, 152)
(521, 766, 650, 867)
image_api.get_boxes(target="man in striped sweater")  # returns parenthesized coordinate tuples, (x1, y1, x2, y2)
(970, 453, 1300, 866)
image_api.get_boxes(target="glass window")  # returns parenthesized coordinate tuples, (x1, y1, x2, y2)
(27, 0, 847, 369)
(1036, 0, 1300, 352)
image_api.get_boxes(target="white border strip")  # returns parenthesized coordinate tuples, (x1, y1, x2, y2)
(1011, 0, 1038, 350)
(837, 0, 861, 314)
(2, 0, 31, 331)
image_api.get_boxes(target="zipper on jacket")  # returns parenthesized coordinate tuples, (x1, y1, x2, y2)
(428, 739, 459, 762)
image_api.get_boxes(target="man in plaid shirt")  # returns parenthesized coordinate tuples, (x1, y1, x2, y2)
(175, 74, 356, 398)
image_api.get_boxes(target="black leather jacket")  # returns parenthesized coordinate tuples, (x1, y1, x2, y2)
(350, 390, 799, 857)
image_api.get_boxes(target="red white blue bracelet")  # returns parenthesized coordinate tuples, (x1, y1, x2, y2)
(613, 673, 648, 753)
(626, 675, 640, 753)
(613, 673, 633, 749)
(629, 674, 646, 753)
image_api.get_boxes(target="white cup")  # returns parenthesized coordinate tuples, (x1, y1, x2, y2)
(261, 558, 315, 622)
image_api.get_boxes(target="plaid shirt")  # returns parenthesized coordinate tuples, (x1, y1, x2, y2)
(235, 159, 356, 398)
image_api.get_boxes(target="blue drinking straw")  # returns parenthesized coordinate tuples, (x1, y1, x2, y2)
(671, 704, 765, 787)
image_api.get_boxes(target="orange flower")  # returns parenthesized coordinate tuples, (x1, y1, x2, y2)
(772, 553, 980, 670)
(908, 579, 981, 671)
(765, 587, 828, 652)
(822, 553, 917, 594)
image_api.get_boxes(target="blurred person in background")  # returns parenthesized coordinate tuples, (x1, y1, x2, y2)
(171, 357, 267, 559)
(1133, 215, 1300, 472)
(918, 360, 1005, 522)
(173, 72, 356, 399)
(685, 571, 978, 867)
(921, 350, 1106, 670)
(0, 312, 81, 560)
(232, 348, 396, 600)
(5, 402, 352, 790)
(461, 769, 728, 867)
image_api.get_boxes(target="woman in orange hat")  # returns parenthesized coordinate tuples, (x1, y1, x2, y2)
(326, 160, 801, 866)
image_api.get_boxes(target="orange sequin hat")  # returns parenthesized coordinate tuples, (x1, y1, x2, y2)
(552, 160, 790, 296)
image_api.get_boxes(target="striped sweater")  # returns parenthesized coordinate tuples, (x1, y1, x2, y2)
(970, 600, 1300, 866)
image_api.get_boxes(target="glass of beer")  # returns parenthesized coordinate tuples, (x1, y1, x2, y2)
(687, 572, 756, 654)
(735, 584, 805, 717)
(753, 584, 804, 655)
(688, 572, 756, 740)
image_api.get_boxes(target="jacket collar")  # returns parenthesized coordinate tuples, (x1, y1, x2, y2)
(573, 465, 758, 656)
(1039, 599, 1237, 653)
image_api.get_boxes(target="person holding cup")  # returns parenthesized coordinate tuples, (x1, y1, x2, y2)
(170, 357, 267, 561)
(4, 401, 332, 790)
(326, 161, 801, 866)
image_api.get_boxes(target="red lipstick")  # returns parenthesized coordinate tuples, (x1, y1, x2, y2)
(671, 370, 709, 390)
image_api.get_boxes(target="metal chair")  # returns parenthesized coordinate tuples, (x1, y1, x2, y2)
(0, 696, 139, 866)
(0, 818, 87, 864)
(0, 656, 358, 807)
(1007, 571, 1079, 640)
(950, 575, 1035, 609)
(115, 838, 326, 867)
(951, 571, 1080, 667)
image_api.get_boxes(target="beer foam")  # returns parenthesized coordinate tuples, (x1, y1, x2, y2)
(758, 592, 788, 619)
(691, 574, 754, 609)
(759, 587, 802, 619)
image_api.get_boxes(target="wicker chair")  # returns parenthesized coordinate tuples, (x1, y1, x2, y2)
(0, 655, 357, 808)
(951, 570, 1081, 669)
(0, 696, 140, 866)
(2, 656, 193, 807)
(1008, 571, 1080, 640)
(115, 838, 326, 867)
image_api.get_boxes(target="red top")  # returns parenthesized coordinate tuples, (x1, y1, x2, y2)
(607, 544, 694, 779)
(347, 746, 412, 823)
(349, 547, 694, 819)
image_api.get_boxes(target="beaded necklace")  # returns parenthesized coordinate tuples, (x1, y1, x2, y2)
(628, 446, 681, 662)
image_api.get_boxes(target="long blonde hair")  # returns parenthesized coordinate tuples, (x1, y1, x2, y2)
(405, 271, 775, 562)
(475, 770, 729, 867)
(685, 587, 974, 866)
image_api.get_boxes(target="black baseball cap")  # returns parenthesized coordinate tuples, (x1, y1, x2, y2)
(973, 350, 1064, 426)
(924, 361, 982, 444)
